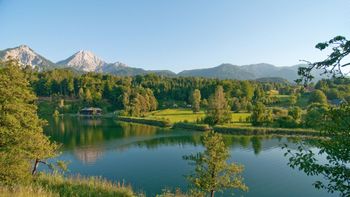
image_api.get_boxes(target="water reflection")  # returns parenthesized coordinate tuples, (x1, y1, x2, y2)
(45, 116, 305, 164)
(43, 116, 333, 197)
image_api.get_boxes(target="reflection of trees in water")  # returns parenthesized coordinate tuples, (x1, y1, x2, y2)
(118, 135, 203, 150)
(117, 122, 159, 137)
(45, 117, 316, 163)
(44, 117, 124, 149)
(223, 135, 309, 155)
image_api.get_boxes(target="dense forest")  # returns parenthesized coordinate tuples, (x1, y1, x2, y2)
(16, 64, 349, 129)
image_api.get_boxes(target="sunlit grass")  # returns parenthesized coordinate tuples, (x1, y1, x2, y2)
(145, 108, 251, 126)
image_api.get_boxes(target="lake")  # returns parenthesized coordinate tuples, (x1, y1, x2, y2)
(43, 116, 335, 196)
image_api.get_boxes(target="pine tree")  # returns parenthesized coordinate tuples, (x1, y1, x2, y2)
(0, 60, 57, 185)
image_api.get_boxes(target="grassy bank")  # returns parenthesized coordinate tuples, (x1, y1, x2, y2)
(213, 125, 319, 136)
(117, 116, 172, 127)
(117, 109, 321, 136)
(145, 109, 251, 124)
(172, 122, 211, 131)
(1, 173, 135, 197)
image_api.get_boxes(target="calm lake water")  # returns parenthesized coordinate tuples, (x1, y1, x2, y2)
(43, 116, 335, 197)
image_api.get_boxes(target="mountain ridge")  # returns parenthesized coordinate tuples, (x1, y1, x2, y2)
(0, 45, 323, 81)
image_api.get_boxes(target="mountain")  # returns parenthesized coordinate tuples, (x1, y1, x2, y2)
(101, 62, 176, 76)
(56, 51, 176, 76)
(0, 45, 55, 69)
(178, 63, 324, 82)
(0, 45, 325, 81)
(178, 64, 255, 80)
(56, 50, 106, 72)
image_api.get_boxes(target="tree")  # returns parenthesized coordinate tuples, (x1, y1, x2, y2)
(191, 89, 201, 113)
(85, 88, 92, 103)
(0, 60, 57, 185)
(285, 105, 350, 196)
(184, 131, 248, 196)
(309, 90, 327, 105)
(303, 104, 328, 129)
(297, 36, 350, 85)
(286, 35, 350, 196)
(250, 102, 272, 126)
(288, 106, 302, 121)
(241, 81, 254, 100)
(78, 87, 84, 99)
(253, 86, 265, 102)
(205, 86, 231, 125)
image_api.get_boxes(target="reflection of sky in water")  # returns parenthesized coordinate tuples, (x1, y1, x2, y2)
(43, 117, 337, 197)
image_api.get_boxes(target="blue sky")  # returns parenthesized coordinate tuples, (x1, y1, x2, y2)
(0, 0, 349, 72)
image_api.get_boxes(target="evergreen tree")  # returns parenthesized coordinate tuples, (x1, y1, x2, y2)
(0, 60, 57, 185)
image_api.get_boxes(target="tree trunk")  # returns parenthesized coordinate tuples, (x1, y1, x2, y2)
(32, 158, 39, 175)
(210, 190, 215, 197)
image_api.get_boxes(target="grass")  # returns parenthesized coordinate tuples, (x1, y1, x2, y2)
(146, 109, 206, 123)
(0, 185, 57, 197)
(36, 173, 135, 197)
(0, 173, 136, 197)
(145, 108, 251, 125)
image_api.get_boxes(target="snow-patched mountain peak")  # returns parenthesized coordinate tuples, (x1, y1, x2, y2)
(57, 50, 106, 72)
(0, 45, 54, 68)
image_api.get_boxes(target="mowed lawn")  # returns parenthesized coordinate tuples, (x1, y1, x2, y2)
(145, 108, 251, 125)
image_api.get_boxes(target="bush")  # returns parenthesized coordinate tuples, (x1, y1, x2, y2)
(173, 122, 210, 131)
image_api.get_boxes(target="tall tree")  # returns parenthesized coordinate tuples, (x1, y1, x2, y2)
(0, 60, 57, 185)
(251, 102, 272, 126)
(205, 86, 231, 125)
(184, 131, 248, 197)
(191, 89, 201, 113)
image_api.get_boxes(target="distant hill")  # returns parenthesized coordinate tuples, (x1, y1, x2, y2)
(178, 63, 324, 82)
(178, 64, 255, 80)
(0, 45, 325, 81)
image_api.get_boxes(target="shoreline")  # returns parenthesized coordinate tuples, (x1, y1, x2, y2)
(116, 116, 320, 136)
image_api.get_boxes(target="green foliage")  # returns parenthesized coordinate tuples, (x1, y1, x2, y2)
(285, 105, 350, 196)
(251, 102, 273, 126)
(204, 86, 231, 125)
(125, 87, 158, 117)
(184, 131, 248, 196)
(303, 104, 328, 129)
(289, 94, 298, 106)
(287, 35, 350, 196)
(0, 60, 57, 185)
(309, 90, 327, 105)
(297, 35, 350, 84)
(288, 106, 302, 121)
(190, 89, 201, 113)
(274, 115, 298, 128)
